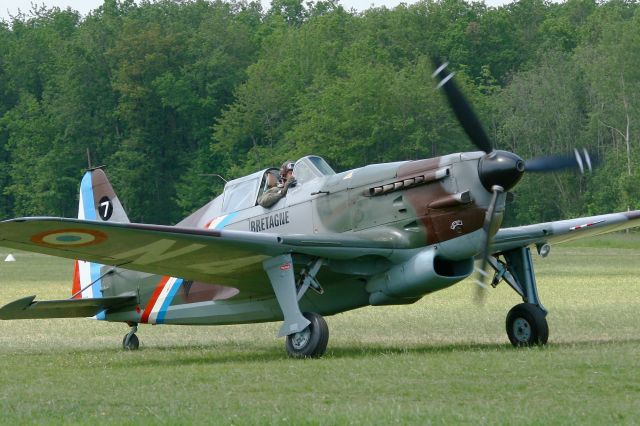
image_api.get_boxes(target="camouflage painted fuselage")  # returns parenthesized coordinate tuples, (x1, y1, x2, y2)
(99, 153, 498, 326)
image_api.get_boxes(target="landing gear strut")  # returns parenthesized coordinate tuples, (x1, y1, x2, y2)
(263, 254, 330, 358)
(489, 247, 549, 347)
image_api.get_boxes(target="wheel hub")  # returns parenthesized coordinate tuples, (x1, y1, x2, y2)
(290, 327, 312, 350)
(512, 317, 531, 342)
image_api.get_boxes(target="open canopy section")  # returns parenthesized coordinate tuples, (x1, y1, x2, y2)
(292, 156, 335, 184)
(219, 156, 336, 214)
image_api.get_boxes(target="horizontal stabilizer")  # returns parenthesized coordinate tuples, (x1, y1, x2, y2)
(0, 294, 137, 320)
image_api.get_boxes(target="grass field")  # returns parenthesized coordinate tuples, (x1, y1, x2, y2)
(1, 234, 639, 424)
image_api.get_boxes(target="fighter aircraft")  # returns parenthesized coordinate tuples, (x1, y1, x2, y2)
(1, 61, 638, 358)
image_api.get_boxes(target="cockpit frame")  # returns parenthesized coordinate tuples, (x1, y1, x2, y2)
(220, 156, 335, 214)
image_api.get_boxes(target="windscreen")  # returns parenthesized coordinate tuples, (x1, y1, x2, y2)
(222, 178, 260, 213)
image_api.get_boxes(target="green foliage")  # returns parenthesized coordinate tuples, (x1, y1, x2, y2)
(286, 57, 468, 170)
(0, 0, 639, 225)
(0, 0, 260, 222)
(494, 51, 590, 224)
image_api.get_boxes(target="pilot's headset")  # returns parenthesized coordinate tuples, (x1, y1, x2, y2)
(280, 160, 296, 186)
(280, 160, 295, 183)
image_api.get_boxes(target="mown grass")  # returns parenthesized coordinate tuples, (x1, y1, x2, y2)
(0, 236, 639, 425)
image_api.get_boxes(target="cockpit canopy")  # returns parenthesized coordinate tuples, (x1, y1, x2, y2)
(292, 155, 335, 184)
(220, 155, 335, 214)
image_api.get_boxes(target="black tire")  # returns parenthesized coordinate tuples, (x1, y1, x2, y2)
(506, 303, 549, 347)
(122, 333, 140, 350)
(285, 312, 329, 358)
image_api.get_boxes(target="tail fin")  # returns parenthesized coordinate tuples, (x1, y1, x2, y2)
(78, 168, 130, 223)
(72, 169, 129, 317)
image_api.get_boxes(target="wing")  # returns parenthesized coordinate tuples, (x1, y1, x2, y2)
(0, 217, 396, 296)
(492, 210, 640, 254)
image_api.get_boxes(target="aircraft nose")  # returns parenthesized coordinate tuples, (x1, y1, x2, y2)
(477, 150, 525, 192)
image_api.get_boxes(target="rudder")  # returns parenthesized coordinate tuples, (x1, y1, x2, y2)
(78, 168, 130, 223)
(72, 168, 130, 317)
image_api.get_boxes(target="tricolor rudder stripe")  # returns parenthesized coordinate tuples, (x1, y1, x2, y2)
(79, 168, 130, 223)
(71, 169, 131, 320)
(70, 171, 106, 319)
(79, 172, 97, 221)
(141, 276, 184, 324)
(72, 261, 81, 299)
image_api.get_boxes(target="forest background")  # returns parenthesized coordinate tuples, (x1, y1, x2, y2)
(0, 0, 638, 226)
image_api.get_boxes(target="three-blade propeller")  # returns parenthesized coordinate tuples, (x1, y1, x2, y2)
(525, 149, 593, 174)
(432, 60, 493, 154)
(431, 59, 593, 299)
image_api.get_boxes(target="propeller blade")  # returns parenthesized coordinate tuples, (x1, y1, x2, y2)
(525, 149, 593, 174)
(473, 185, 504, 302)
(431, 59, 493, 154)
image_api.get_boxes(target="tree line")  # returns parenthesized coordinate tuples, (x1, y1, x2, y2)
(0, 0, 638, 226)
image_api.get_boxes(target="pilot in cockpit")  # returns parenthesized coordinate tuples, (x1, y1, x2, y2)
(258, 161, 297, 208)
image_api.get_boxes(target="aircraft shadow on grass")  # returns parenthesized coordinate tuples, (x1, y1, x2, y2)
(103, 337, 640, 367)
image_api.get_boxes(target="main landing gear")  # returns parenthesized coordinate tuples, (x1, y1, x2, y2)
(506, 303, 548, 346)
(264, 254, 330, 358)
(285, 312, 329, 358)
(487, 246, 549, 347)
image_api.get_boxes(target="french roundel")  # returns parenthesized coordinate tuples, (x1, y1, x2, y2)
(31, 228, 108, 247)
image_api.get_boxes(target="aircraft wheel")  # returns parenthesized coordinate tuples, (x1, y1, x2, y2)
(285, 312, 329, 358)
(506, 303, 548, 347)
(122, 333, 140, 350)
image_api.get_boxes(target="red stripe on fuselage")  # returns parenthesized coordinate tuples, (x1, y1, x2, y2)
(141, 276, 171, 323)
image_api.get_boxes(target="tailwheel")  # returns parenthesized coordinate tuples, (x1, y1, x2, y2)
(122, 333, 139, 350)
(285, 312, 329, 358)
(506, 303, 549, 347)
(122, 323, 140, 350)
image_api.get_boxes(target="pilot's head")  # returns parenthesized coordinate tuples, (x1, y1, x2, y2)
(280, 161, 295, 179)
